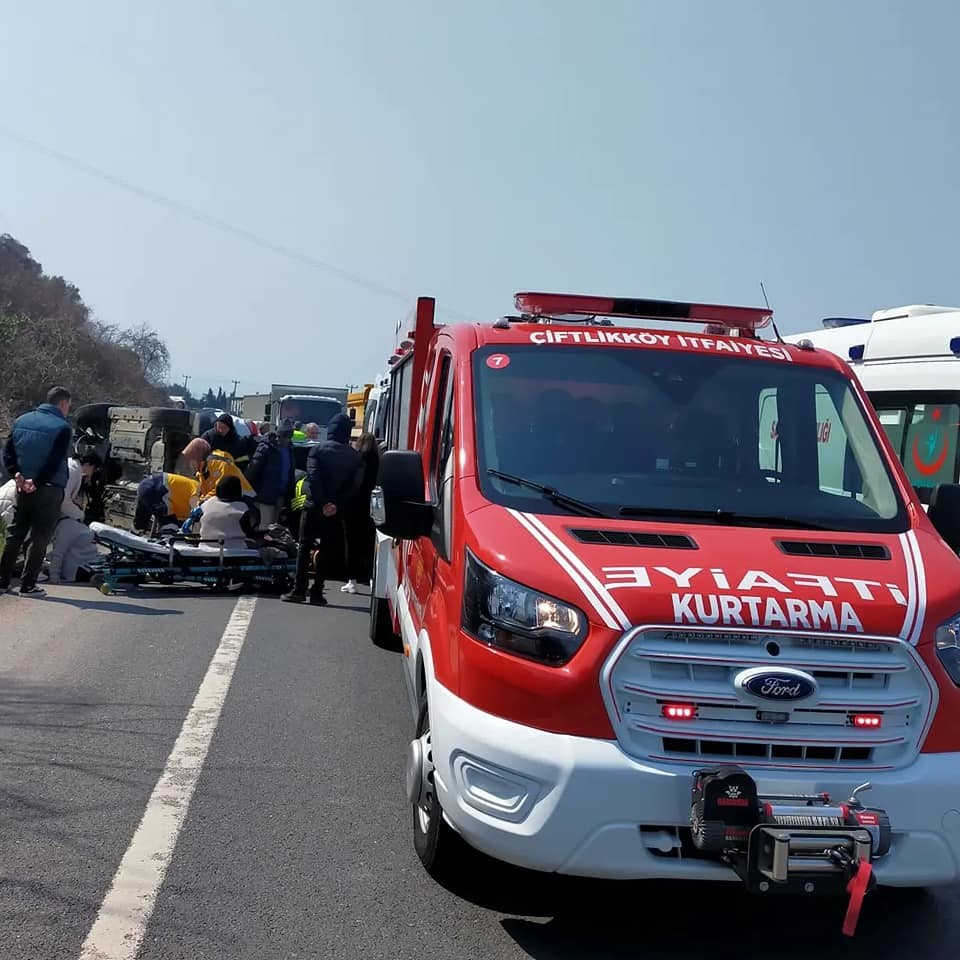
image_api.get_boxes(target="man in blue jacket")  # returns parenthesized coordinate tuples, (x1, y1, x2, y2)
(0, 386, 73, 596)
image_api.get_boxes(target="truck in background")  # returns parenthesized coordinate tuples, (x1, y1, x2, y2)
(785, 304, 960, 505)
(238, 384, 348, 431)
(347, 383, 375, 439)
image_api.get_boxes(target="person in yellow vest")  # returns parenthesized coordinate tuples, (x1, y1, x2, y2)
(182, 438, 256, 503)
(287, 472, 308, 537)
(133, 472, 200, 532)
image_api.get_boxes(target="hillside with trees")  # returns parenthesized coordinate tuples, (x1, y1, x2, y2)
(0, 235, 170, 433)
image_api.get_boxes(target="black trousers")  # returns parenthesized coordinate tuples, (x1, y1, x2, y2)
(293, 508, 345, 599)
(0, 485, 64, 589)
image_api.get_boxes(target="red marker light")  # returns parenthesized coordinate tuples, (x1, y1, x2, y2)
(852, 714, 882, 729)
(662, 703, 696, 720)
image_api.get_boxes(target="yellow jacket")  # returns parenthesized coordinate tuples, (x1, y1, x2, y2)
(196, 450, 255, 502)
(163, 473, 201, 520)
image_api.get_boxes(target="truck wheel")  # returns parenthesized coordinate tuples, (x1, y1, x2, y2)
(370, 592, 401, 651)
(75, 403, 113, 430)
(410, 693, 461, 881)
(146, 408, 194, 431)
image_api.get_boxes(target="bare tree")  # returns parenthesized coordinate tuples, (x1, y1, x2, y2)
(0, 234, 169, 433)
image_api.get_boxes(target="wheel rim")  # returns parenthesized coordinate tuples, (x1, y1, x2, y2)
(416, 713, 436, 834)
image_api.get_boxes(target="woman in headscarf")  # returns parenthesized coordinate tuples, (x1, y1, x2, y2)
(183, 437, 256, 504)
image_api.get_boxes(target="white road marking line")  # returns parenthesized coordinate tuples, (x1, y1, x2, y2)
(78, 596, 256, 960)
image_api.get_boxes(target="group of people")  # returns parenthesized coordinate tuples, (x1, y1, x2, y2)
(1, 393, 382, 605)
(135, 411, 381, 605)
(0, 387, 99, 596)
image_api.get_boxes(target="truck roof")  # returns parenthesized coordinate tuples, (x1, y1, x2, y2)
(445, 320, 851, 374)
(390, 292, 854, 377)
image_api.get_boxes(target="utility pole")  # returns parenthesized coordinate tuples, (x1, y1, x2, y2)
(182, 374, 191, 393)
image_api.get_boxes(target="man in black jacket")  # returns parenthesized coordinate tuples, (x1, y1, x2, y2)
(0, 386, 73, 596)
(283, 413, 361, 606)
(201, 414, 253, 469)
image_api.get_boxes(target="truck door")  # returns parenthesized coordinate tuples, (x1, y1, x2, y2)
(403, 348, 452, 633)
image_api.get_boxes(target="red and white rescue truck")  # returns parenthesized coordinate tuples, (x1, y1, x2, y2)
(368, 292, 960, 934)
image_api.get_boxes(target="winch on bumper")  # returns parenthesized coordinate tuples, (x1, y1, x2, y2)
(690, 764, 891, 934)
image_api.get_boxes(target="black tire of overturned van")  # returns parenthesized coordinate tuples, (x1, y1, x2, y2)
(146, 407, 195, 431)
(75, 403, 114, 431)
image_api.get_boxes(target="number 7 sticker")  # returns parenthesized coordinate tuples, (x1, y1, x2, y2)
(486, 353, 511, 369)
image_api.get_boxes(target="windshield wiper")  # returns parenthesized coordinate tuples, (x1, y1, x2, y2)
(487, 469, 612, 519)
(618, 506, 831, 530)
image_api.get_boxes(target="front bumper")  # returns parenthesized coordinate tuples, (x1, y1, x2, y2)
(428, 676, 960, 885)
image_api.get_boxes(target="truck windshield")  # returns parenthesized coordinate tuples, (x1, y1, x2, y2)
(279, 397, 342, 426)
(472, 344, 907, 533)
(868, 391, 960, 504)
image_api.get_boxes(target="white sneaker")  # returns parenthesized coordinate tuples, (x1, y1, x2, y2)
(341, 580, 357, 594)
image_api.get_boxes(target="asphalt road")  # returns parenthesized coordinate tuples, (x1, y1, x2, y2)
(1, 582, 958, 960)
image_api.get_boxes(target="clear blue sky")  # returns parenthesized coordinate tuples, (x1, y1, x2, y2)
(2, 1, 957, 397)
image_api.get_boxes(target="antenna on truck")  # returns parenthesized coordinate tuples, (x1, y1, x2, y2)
(760, 282, 785, 344)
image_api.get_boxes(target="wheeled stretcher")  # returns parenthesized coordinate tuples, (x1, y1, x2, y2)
(87, 522, 296, 595)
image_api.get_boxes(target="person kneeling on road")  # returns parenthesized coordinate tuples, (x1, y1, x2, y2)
(134, 471, 200, 532)
(181, 476, 259, 549)
(186, 438, 256, 504)
(282, 413, 362, 606)
(45, 453, 101, 584)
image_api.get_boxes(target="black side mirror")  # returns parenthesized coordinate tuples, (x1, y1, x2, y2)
(371, 450, 434, 541)
(927, 483, 960, 554)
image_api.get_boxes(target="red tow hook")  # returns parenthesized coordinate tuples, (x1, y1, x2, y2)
(842, 860, 874, 937)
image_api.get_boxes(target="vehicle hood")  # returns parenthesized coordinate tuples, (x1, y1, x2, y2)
(466, 506, 960, 644)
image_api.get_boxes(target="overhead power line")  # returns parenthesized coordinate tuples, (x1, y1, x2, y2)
(0, 124, 478, 323)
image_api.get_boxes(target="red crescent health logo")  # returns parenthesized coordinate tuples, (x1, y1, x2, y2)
(912, 431, 949, 476)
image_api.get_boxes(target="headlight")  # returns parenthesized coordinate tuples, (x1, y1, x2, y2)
(461, 548, 586, 666)
(935, 613, 960, 685)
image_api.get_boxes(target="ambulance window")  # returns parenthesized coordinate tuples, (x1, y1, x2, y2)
(902, 403, 960, 493)
(876, 408, 908, 456)
(814, 387, 853, 498)
(757, 388, 781, 472)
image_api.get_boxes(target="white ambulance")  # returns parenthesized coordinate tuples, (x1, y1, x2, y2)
(785, 305, 960, 506)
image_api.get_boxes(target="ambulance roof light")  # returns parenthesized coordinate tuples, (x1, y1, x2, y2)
(822, 317, 868, 329)
(513, 292, 772, 331)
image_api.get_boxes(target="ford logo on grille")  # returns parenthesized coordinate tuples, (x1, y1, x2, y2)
(734, 667, 818, 704)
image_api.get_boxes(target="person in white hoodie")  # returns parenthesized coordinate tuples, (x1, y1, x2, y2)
(45, 454, 101, 583)
(0, 477, 15, 528)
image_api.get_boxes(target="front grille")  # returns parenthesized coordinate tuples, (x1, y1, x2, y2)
(602, 626, 933, 770)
